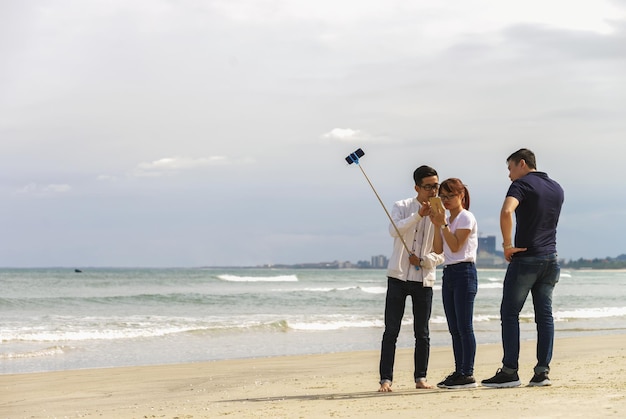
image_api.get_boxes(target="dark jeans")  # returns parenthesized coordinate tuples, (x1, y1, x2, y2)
(379, 277, 433, 383)
(442, 262, 478, 376)
(500, 254, 560, 374)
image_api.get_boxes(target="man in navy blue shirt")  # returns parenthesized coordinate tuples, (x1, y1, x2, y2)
(482, 148, 564, 388)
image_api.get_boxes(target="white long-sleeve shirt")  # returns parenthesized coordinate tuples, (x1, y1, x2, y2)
(386, 197, 444, 287)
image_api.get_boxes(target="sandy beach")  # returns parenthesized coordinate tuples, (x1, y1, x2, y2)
(1, 334, 625, 418)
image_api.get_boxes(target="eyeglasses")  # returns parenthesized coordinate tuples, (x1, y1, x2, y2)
(439, 194, 458, 201)
(420, 183, 439, 191)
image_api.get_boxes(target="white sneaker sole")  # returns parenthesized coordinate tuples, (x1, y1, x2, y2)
(481, 380, 521, 388)
(443, 382, 478, 389)
(528, 380, 551, 387)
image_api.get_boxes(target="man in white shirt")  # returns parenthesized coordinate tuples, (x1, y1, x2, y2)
(378, 165, 445, 392)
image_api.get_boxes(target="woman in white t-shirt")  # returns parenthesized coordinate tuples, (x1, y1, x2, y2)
(430, 178, 478, 389)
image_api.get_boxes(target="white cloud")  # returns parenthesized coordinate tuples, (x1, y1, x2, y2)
(97, 175, 118, 182)
(212, 0, 620, 32)
(138, 156, 226, 170)
(322, 128, 393, 144)
(16, 183, 72, 195)
(323, 128, 361, 141)
(131, 156, 229, 177)
(210, 0, 390, 25)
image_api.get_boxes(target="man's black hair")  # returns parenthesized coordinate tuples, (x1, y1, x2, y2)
(413, 165, 438, 185)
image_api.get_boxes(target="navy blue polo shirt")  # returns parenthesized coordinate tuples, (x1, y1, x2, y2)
(506, 171, 564, 257)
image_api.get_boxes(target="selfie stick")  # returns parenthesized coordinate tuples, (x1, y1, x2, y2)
(345, 148, 412, 255)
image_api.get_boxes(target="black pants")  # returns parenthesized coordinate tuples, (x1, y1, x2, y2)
(379, 277, 433, 382)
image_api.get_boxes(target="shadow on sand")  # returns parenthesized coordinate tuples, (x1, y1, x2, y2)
(219, 387, 483, 403)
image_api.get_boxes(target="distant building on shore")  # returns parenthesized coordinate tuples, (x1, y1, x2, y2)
(366, 235, 504, 268)
(356, 235, 504, 269)
(476, 235, 505, 267)
(371, 254, 388, 268)
(478, 236, 496, 254)
(262, 235, 504, 269)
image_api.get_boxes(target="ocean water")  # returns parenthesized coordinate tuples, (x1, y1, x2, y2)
(1, 267, 625, 374)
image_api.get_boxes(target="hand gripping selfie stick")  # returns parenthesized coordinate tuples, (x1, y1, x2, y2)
(345, 148, 413, 256)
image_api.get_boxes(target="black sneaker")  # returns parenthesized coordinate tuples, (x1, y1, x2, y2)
(481, 368, 521, 388)
(441, 374, 477, 389)
(437, 371, 461, 388)
(528, 372, 551, 387)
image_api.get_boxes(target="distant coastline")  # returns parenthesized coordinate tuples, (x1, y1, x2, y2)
(254, 253, 626, 270)
(3, 254, 625, 271)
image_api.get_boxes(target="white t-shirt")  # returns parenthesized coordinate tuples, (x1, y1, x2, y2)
(442, 209, 478, 265)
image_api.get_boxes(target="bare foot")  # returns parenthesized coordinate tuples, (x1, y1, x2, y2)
(415, 379, 433, 389)
(378, 381, 392, 392)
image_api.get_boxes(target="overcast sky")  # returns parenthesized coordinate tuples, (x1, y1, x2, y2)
(1, 0, 625, 267)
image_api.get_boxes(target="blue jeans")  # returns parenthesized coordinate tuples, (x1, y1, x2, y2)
(500, 254, 560, 374)
(380, 277, 433, 383)
(442, 262, 478, 376)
